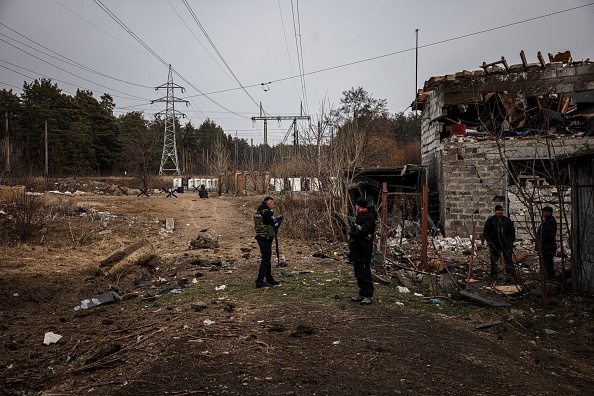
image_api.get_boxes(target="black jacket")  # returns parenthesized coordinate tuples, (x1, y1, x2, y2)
(348, 210, 375, 263)
(483, 215, 515, 249)
(537, 216, 557, 251)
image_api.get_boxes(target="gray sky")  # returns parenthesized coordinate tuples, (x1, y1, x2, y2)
(1, 0, 593, 145)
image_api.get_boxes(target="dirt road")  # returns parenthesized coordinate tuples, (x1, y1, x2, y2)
(1, 190, 593, 395)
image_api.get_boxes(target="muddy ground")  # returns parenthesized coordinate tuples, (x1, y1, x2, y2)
(1, 179, 594, 395)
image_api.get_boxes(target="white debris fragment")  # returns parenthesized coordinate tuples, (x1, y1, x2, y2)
(43, 332, 62, 345)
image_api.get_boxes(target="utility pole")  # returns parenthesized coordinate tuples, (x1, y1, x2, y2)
(4, 111, 8, 173)
(152, 65, 189, 175)
(414, 28, 419, 112)
(251, 102, 310, 151)
(44, 119, 48, 177)
(250, 138, 254, 168)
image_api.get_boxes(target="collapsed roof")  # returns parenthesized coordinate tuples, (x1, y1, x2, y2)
(414, 50, 594, 138)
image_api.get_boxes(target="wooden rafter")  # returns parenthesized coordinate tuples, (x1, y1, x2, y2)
(520, 50, 529, 70)
(537, 51, 547, 68)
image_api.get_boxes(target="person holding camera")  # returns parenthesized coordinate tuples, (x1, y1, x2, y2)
(253, 196, 283, 288)
(348, 197, 376, 305)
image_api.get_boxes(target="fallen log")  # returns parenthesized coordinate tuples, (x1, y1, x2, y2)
(99, 239, 156, 276)
(371, 270, 392, 285)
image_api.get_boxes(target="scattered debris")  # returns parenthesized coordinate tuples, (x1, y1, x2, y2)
(43, 332, 62, 345)
(74, 291, 122, 311)
(459, 288, 511, 307)
(165, 218, 174, 231)
(371, 270, 392, 285)
(474, 320, 505, 330)
(191, 302, 208, 311)
(189, 229, 220, 249)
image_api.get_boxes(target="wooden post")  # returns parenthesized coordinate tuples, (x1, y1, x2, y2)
(381, 182, 388, 264)
(5, 111, 8, 172)
(44, 119, 48, 177)
(421, 184, 428, 270)
(466, 222, 476, 289)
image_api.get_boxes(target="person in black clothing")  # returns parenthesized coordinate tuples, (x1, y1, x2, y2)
(536, 206, 557, 280)
(198, 185, 208, 199)
(483, 204, 516, 279)
(348, 197, 376, 305)
(254, 197, 283, 288)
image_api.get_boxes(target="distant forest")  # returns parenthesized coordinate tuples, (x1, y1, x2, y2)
(1, 80, 420, 179)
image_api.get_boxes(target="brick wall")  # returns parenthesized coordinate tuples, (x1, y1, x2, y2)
(438, 137, 594, 239)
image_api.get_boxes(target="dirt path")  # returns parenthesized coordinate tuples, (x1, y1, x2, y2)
(1, 191, 594, 395)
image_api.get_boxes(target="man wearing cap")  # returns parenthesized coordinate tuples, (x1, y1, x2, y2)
(483, 204, 516, 280)
(253, 197, 283, 288)
(536, 206, 557, 280)
(348, 197, 376, 304)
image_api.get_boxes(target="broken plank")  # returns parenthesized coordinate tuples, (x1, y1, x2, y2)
(561, 97, 571, 115)
(513, 253, 530, 264)
(474, 320, 505, 330)
(459, 288, 511, 307)
(487, 284, 523, 295)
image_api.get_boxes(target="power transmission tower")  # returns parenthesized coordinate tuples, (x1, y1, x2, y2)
(152, 65, 189, 175)
(251, 103, 310, 150)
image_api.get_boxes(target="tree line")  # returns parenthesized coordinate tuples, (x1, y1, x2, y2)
(1, 80, 420, 181)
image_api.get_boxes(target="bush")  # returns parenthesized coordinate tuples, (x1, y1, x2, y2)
(275, 194, 338, 242)
(0, 190, 46, 244)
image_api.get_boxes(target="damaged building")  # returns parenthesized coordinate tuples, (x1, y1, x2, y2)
(414, 50, 594, 243)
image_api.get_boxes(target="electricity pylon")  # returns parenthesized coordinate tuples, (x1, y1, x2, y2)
(251, 102, 310, 149)
(152, 65, 189, 175)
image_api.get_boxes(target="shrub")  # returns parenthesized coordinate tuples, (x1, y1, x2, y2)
(0, 190, 46, 243)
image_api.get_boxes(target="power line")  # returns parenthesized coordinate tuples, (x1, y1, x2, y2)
(51, 0, 154, 61)
(0, 38, 151, 101)
(181, 0, 262, 110)
(165, 0, 236, 84)
(91, 0, 245, 125)
(277, 0, 302, 105)
(93, 0, 169, 68)
(183, 2, 594, 99)
(290, 0, 309, 114)
(0, 23, 153, 89)
(0, 81, 25, 91)
(0, 59, 150, 102)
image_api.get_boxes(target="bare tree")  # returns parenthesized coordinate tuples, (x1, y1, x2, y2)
(207, 136, 231, 195)
(117, 112, 162, 191)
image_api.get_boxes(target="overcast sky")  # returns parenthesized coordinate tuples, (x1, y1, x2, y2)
(1, 1, 593, 145)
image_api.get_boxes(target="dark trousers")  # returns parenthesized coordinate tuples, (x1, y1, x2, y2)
(353, 259, 374, 298)
(488, 244, 515, 276)
(541, 248, 556, 280)
(256, 236, 273, 282)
